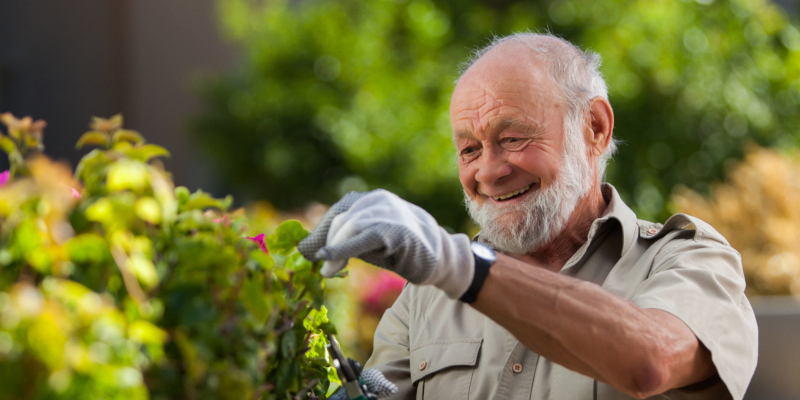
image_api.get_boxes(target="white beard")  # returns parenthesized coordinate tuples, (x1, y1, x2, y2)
(465, 119, 593, 254)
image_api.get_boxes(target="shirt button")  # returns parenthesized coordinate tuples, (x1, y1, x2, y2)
(647, 228, 658, 235)
(512, 363, 523, 373)
(419, 360, 427, 371)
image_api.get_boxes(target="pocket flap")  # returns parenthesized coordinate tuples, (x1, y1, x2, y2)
(409, 338, 483, 384)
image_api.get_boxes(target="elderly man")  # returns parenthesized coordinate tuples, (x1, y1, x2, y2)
(299, 33, 757, 400)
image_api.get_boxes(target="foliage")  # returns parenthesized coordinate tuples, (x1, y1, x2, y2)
(673, 146, 800, 297)
(194, 0, 800, 228)
(0, 113, 46, 179)
(323, 263, 404, 363)
(579, 0, 800, 221)
(0, 113, 338, 399)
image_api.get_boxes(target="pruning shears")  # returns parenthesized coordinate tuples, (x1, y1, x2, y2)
(326, 334, 378, 400)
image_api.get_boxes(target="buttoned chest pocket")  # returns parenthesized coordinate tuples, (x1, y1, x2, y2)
(410, 339, 482, 400)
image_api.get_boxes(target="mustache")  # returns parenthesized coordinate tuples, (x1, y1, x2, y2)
(464, 184, 563, 254)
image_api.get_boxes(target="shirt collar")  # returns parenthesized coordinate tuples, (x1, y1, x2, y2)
(589, 183, 638, 256)
(558, 183, 638, 273)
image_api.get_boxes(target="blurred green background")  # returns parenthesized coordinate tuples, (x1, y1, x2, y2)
(194, 0, 800, 231)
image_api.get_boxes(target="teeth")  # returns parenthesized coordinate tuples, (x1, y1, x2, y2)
(493, 184, 532, 200)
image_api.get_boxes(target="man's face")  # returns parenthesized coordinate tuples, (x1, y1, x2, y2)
(451, 48, 591, 253)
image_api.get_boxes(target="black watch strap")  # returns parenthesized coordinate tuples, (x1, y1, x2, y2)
(459, 242, 496, 303)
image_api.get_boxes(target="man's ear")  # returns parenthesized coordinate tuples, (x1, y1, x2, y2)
(585, 97, 614, 156)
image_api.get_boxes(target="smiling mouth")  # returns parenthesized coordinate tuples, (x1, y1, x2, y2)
(492, 184, 533, 201)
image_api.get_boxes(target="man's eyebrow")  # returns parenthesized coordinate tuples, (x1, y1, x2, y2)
(453, 130, 474, 140)
(452, 117, 542, 140)
(492, 117, 542, 135)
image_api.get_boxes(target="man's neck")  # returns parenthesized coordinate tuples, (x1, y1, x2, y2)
(514, 184, 608, 272)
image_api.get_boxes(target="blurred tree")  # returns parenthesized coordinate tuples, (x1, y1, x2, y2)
(581, 0, 800, 221)
(194, 0, 800, 228)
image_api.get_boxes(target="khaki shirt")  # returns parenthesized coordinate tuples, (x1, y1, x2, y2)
(365, 184, 758, 400)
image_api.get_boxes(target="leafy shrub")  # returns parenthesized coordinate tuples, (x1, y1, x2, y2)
(322, 261, 405, 363)
(0, 113, 337, 399)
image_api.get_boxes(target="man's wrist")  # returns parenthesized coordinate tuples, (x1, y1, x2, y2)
(459, 242, 496, 303)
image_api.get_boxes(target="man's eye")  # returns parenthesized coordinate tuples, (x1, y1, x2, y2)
(461, 144, 481, 154)
(501, 137, 528, 150)
(460, 147, 480, 160)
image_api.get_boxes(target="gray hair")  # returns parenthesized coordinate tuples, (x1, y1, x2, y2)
(458, 32, 618, 182)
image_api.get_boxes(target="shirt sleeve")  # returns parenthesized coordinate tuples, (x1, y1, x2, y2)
(364, 284, 415, 400)
(630, 232, 758, 400)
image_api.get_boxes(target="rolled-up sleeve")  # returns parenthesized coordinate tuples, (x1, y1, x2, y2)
(631, 236, 758, 400)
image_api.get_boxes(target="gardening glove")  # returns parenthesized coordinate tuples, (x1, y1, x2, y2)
(297, 189, 474, 299)
(327, 368, 398, 400)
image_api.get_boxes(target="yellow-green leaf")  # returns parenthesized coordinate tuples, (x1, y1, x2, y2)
(112, 129, 145, 146)
(0, 136, 17, 154)
(266, 220, 309, 256)
(128, 320, 168, 345)
(129, 253, 159, 288)
(135, 197, 162, 224)
(273, 268, 290, 282)
(182, 190, 231, 211)
(125, 144, 170, 162)
(250, 250, 275, 270)
(76, 131, 109, 149)
(107, 160, 150, 192)
(241, 275, 271, 324)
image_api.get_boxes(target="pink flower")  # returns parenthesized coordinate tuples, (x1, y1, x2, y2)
(214, 215, 230, 227)
(61, 183, 81, 198)
(246, 233, 268, 253)
(363, 270, 406, 314)
(0, 170, 9, 187)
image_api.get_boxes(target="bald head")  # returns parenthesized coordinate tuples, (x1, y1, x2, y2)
(456, 33, 617, 180)
(459, 33, 608, 105)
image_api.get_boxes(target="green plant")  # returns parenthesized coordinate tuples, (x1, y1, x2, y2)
(0, 113, 337, 399)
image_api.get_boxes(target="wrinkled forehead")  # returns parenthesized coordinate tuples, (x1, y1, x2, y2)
(450, 53, 564, 133)
(452, 44, 562, 111)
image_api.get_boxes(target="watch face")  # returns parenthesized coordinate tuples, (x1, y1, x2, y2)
(471, 242, 496, 262)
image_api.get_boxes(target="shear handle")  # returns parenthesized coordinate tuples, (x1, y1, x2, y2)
(327, 334, 358, 382)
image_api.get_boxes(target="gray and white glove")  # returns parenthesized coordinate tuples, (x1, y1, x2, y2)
(297, 190, 474, 299)
(327, 368, 398, 400)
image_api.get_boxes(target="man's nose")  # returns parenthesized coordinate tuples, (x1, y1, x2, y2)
(474, 147, 512, 185)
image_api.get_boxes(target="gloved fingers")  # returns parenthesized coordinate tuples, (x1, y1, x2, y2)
(361, 368, 399, 398)
(326, 388, 348, 400)
(303, 189, 446, 284)
(297, 191, 370, 261)
(314, 226, 391, 277)
(297, 227, 326, 262)
(321, 223, 437, 284)
(315, 227, 388, 266)
(306, 189, 434, 264)
(320, 259, 349, 278)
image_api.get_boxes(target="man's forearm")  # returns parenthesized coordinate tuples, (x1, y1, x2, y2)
(471, 253, 715, 398)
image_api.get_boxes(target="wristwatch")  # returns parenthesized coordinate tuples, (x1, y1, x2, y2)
(459, 241, 497, 303)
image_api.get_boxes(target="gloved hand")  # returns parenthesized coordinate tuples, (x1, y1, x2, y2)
(327, 368, 398, 400)
(297, 190, 474, 299)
